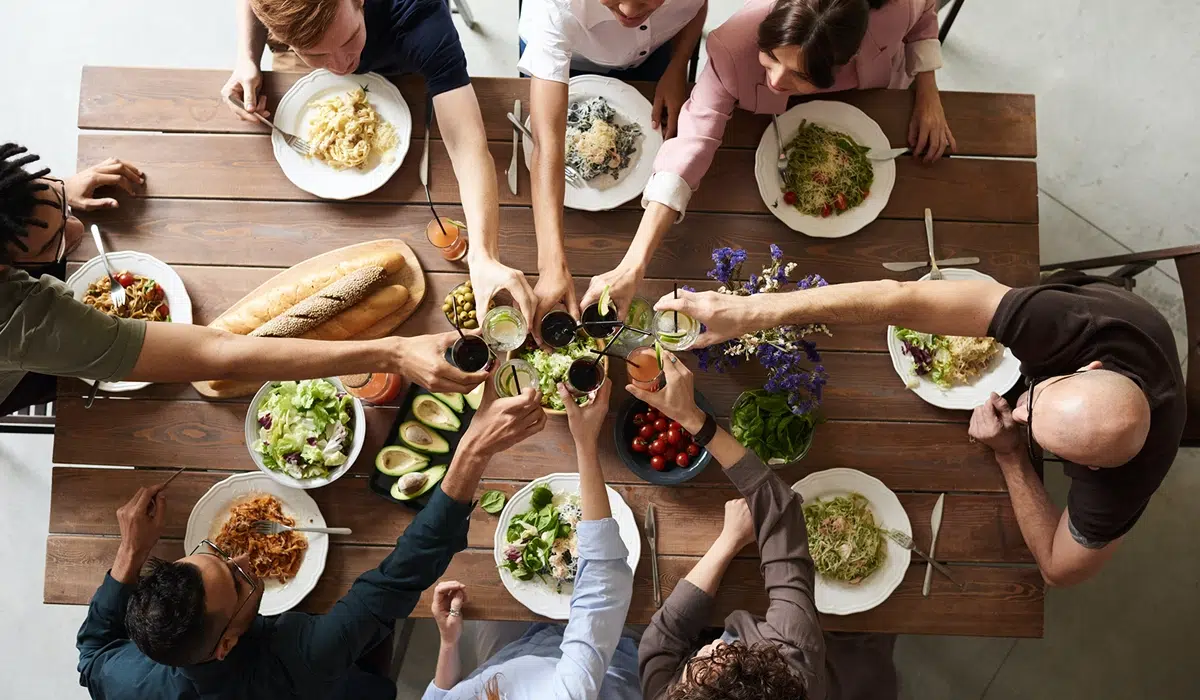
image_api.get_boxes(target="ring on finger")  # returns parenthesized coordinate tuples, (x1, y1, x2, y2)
(669, 355, 678, 364)
(448, 609, 461, 617)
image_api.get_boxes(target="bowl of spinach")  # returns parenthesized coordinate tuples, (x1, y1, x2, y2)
(731, 389, 819, 465)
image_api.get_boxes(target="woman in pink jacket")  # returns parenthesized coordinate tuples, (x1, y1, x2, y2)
(581, 0, 954, 319)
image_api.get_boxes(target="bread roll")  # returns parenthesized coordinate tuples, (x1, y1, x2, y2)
(302, 284, 410, 340)
(250, 266, 387, 338)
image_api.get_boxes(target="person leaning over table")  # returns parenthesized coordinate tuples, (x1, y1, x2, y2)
(629, 352, 897, 700)
(653, 268, 1187, 588)
(518, 0, 707, 325)
(76, 378, 548, 700)
(0, 143, 488, 416)
(222, 0, 543, 340)
(581, 0, 954, 319)
(422, 380, 644, 700)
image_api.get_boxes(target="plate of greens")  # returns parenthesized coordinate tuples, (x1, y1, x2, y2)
(731, 390, 819, 465)
(493, 473, 640, 619)
(512, 336, 607, 415)
(791, 468, 911, 615)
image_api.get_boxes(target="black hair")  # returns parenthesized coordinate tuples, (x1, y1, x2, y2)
(757, 0, 887, 89)
(125, 558, 214, 667)
(0, 143, 56, 264)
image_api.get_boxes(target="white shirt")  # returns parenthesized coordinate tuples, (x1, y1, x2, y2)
(518, 0, 707, 83)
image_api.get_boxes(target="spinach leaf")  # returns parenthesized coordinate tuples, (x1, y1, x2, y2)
(529, 485, 553, 510)
(480, 490, 507, 514)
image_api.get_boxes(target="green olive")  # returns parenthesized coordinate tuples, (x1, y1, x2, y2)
(463, 319, 477, 329)
(463, 281, 472, 289)
(463, 292, 475, 303)
(467, 309, 476, 319)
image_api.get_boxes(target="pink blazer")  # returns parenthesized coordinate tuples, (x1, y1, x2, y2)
(647, 0, 941, 210)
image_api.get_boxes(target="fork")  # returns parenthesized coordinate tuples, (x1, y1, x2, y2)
(924, 208, 943, 280)
(771, 114, 790, 185)
(252, 520, 352, 536)
(89, 225, 126, 309)
(505, 112, 585, 187)
(244, 102, 313, 156)
(882, 528, 964, 589)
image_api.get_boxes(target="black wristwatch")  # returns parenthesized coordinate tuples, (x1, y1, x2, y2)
(691, 412, 718, 447)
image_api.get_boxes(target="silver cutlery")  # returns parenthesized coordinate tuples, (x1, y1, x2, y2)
(507, 112, 586, 188)
(508, 99, 521, 195)
(867, 147, 910, 162)
(771, 114, 790, 184)
(420, 101, 432, 191)
(925, 209, 943, 280)
(881, 257, 980, 273)
(883, 528, 964, 590)
(923, 493, 945, 597)
(89, 225, 127, 309)
(645, 503, 661, 608)
(244, 102, 312, 156)
(252, 520, 352, 536)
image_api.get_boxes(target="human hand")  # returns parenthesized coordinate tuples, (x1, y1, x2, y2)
(580, 265, 642, 324)
(458, 375, 547, 457)
(560, 378, 611, 450)
(469, 256, 538, 342)
(625, 350, 706, 434)
(533, 261, 580, 343)
(116, 485, 167, 559)
(718, 498, 755, 551)
(653, 290, 754, 349)
(968, 393, 1023, 457)
(65, 158, 144, 211)
(431, 580, 467, 645)
(221, 60, 269, 122)
(652, 63, 688, 138)
(908, 78, 956, 163)
(392, 332, 490, 394)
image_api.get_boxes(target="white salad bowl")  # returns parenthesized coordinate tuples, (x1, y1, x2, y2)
(244, 377, 366, 490)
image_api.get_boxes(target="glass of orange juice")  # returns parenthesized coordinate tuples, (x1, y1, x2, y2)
(626, 345, 664, 392)
(426, 217, 468, 261)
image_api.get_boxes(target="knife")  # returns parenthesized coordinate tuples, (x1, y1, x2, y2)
(923, 493, 945, 597)
(508, 100, 520, 195)
(881, 256, 980, 272)
(867, 147, 910, 162)
(419, 95, 431, 190)
(645, 503, 661, 608)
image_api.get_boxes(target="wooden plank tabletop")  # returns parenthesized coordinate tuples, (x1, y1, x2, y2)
(48, 67, 1042, 637)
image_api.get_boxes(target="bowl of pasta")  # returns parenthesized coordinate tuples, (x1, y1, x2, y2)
(272, 69, 412, 200)
(64, 250, 193, 392)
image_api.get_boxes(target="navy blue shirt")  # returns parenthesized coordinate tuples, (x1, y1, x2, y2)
(76, 488, 473, 700)
(358, 0, 471, 97)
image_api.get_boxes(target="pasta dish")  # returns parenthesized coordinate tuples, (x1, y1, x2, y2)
(213, 495, 308, 582)
(781, 121, 874, 218)
(803, 493, 886, 584)
(895, 327, 1003, 388)
(82, 273, 170, 321)
(306, 87, 398, 170)
(566, 97, 642, 181)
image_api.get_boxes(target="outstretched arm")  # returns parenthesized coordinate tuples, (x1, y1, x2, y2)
(528, 77, 579, 327)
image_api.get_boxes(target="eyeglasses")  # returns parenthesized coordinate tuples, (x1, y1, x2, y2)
(1023, 370, 1088, 466)
(189, 539, 259, 659)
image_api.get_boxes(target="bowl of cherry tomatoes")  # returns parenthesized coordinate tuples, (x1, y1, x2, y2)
(613, 393, 714, 485)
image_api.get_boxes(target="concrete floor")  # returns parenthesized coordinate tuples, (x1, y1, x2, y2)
(1, 0, 1197, 697)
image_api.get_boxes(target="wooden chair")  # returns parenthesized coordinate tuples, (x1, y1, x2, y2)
(0, 402, 55, 434)
(939, 0, 967, 43)
(1042, 244, 1200, 447)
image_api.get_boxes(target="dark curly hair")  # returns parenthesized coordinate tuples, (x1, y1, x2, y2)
(666, 642, 809, 700)
(757, 0, 889, 89)
(0, 143, 55, 264)
(125, 558, 215, 667)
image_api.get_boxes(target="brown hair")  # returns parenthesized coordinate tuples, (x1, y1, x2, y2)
(665, 642, 809, 700)
(757, 0, 888, 89)
(250, 0, 351, 50)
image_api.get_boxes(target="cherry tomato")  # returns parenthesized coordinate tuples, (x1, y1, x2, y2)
(686, 443, 701, 458)
(663, 447, 678, 462)
(862, 188, 870, 198)
(150, 284, 165, 301)
(668, 420, 681, 431)
(631, 437, 649, 454)
(821, 204, 832, 218)
(158, 303, 170, 319)
(632, 414, 646, 427)
(666, 429, 682, 446)
(650, 455, 666, 471)
(116, 271, 134, 287)
(783, 191, 797, 205)
(638, 424, 655, 439)
(653, 418, 668, 432)
(650, 439, 666, 455)
(835, 192, 848, 211)
(675, 452, 691, 468)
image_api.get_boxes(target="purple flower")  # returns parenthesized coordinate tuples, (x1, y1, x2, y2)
(770, 244, 783, 261)
(743, 273, 759, 293)
(797, 273, 828, 290)
(258, 413, 273, 430)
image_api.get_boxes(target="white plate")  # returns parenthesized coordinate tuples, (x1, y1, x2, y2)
(244, 377, 366, 490)
(184, 472, 328, 616)
(273, 69, 412, 200)
(64, 251, 193, 392)
(755, 101, 896, 237)
(493, 473, 641, 619)
(792, 468, 911, 615)
(886, 268, 1022, 410)
(523, 75, 664, 211)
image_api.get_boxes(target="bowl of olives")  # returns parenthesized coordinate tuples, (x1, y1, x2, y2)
(442, 280, 494, 329)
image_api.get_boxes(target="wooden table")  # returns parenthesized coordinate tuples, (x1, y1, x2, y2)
(45, 67, 1043, 637)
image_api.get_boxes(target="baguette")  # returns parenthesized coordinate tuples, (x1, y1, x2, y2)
(214, 250, 406, 335)
(302, 284, 410, 340)
(250, 266, 387, 338)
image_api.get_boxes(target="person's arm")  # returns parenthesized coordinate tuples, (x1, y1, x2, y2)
(528, 77, 578, 326)
(427, 581, 466, 695)
(221, 0, 270, 121)
(651, 1, 708, 137)
(905, 0, 954, 161)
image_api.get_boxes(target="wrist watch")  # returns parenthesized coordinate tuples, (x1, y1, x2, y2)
(691, 412, 718, 447)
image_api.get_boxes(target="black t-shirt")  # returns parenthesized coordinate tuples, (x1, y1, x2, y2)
(358, 0, 471, 97)
(987, 271, 1187, 545)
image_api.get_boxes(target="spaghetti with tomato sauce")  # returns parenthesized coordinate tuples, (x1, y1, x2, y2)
(81, 272, 170, 321)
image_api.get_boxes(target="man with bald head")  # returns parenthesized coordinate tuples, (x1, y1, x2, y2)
(655, 269, 1186, 587)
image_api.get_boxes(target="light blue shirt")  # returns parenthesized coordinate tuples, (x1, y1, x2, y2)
(423, 518, 638, 700)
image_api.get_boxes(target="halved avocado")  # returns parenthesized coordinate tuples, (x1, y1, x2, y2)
(398, 421, 450, 454)
(391, 465, 448, 501)
(375, 445, 429, 477)
(465, 382, 486, 410)
(412, 394, 462, 432)
(433, 392, 465, 413)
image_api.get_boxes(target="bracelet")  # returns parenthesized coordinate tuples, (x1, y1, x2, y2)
(691, 412, 718, 447)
